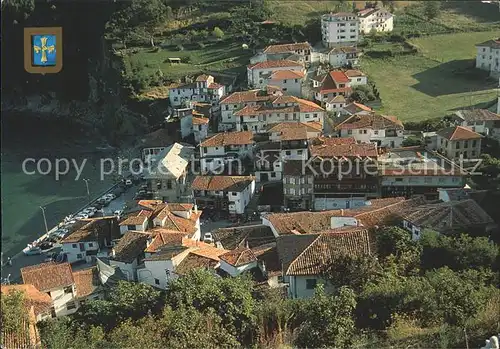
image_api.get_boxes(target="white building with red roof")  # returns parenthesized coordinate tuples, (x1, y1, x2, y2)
(168, 74, 226, 111)
(475, 38, 500, 77)
(247, 60, 305, 89)
(311, 70, 353, 104)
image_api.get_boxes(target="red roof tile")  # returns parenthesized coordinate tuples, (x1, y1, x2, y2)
(192, 175, 255, 192)
(269, 70, 305, 80)
(329, 71, 350, 83)
(1, 284, 52, 317)
(200, 131, 254, 147)
(248, 60, 303, 70)
(335, 113, 403, 130)
(192, 116, 210, 125)
(263, 42, 311, 54)
(437, 126, 482, 141)
(220, 247, 258, 266)
(21, 262, 74, 292)
(73, 267, 100, 299)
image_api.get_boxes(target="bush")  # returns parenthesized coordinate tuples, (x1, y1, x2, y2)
(213, 26, 224, 39)
(176, 44, 184, 51)
(181, 56, 191, 63)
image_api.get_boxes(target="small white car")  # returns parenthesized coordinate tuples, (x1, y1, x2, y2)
(105, 193, 117, 200)
(114, 210, 124, 216)
(203, 233, 214, 244)
(125, 179, 133, 186)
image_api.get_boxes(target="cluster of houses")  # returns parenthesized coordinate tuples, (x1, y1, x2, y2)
(5, 7, 500, 348)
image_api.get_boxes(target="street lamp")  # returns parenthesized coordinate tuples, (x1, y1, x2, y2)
(83, 178, 90, 201)
(40, 206, 48, 234)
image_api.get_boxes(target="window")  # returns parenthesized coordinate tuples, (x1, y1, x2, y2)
(295, 79, 298, 83)
(289, 188, 296, 195)
(463, 141, 468, 148)
(306, 279, 317, 290)
(347, 130, 352, 135)
(456, 142, 460, 149)
(88, 243, 93, 247)
(472, 140, 477, 147)
(203, 147, 207, 154)
(297, 150, 303, 154)
(77, 253, 82, 259)
(167, 180, 172, 189)
(72, 244, 77, 248)
(285, 151, 291, 155)
(395, 178, 403, 182)
(231, 192, 237, 196)
(455, 152, 460, 158)
(472, 151, 476, 157)
(155, 278, 160, 285)
(64, 286, 73, 294)
(233, 105, 238, 108)
(374, 130, 379, 135)
(282, 88, 287, 91)
(283, 79, 287, 83)
(290, 178, 295, 184)
(66, 301, 76, 310)
(128, 225, 135, 230)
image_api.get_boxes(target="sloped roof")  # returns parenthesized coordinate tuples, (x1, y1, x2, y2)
(144, 229, 188, 253)
(436, 126, 482, 141)
(335, 112, 403, 130)
(146, 142, 194, 180)
(192, 116, 210, 125)
(63, 216, 121, 244)
(263, 42, 311, 54)
(248, 59, 303, 70)
(309, 136, 377, 158)
(454, 109, 500, 122)
(220, 89, 277, 104)
(476, 39, 500, 49)
(192, 175, 255, 192)
(278, 227, 373, 275)
(200, 131, 254, 147)
(220, 247, 258, 267)
(196, 74, 212, 82)
(400, 199, 494, 231)
(153, 207, 201, 235)
(21, 262, 74, 292)
(175, 253, 219, 275)
(269, 70, 305, 80)
(1, 284, 52, 316)
(110, 231, 150, 264)
(251, 242, 282, 276)
(119, 210, 152, 226)
(73, 267, 100, 299)
(264, 197, 415, 235)
(212, 224, 275, 250)
(343, 102, 373, 115)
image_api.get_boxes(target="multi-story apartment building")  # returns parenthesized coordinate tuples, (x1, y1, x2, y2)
(219, 87, 283, 131)
(145, 143, 195, 202)
(321, 12, 359, 48)
(436, 126, 482, 161)
(247, 60, 305, 89)
(192, 114, 210, 144)
(311, 70, 352, 104)
(254, 141, 282, 183)
(357, 7, 394, 34)
(192, 175, 256, 215)
(476, 38, 500, 77)
(169, 74, 226, 112)
(378, 148, 466, 199)
(233, 95, 325, 133)
(199, 131, 254, 174)
(282, 160, 314, 210)
(335, 112, 404, 148)
(308, 136, 379, 210)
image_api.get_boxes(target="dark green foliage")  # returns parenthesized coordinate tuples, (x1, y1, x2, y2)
(402, 137, 424, 147)
(323, 254, 382, 293)
(423, 1, 441, 20)
(420, 231, 499, 272)
(296, 286, 357, 348)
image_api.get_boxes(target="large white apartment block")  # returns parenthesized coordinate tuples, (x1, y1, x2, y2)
(476, 39, 500, 77)
(192, 175, 256, 215)
(169, 74, 226, 111)
(335, 112, 404, 148)
(219, 87, 284, 131)
(321, 12, 359, 48)
(357, 7, 394, 34)
(247, 60, 305, 89)
(234, 95, 325, 133)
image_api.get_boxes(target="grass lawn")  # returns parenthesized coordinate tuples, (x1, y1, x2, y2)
(361, 31, 499, 122)
(125, 39, 253, 82)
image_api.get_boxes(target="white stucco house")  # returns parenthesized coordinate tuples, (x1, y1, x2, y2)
(61, 217, 120, 264)
(450, 109, 500, 141)
(219, 87, 283, 131)
(475, 38, 500, 77)
(328, 46, 361, 67)
(344, 69, 368, 86)
(199, 131, 254, 174)
(321, 12, 359, 48)
(218, 248, 258, 277)
(168, 74, 226, 110)
(325, 95, 347, 113)
(311, 70, 352, 105)
(234, 95, 325, 133)
(191, 175, 256, 215)
(192, 115, 210, 144)
(119, 210, 151, 235)
(266, 70, 305, 97)
(357, 7, 394, 34)
(247, 60, 305, 89)
(335, 112, 404, 148)
(21, 262, 78, 317)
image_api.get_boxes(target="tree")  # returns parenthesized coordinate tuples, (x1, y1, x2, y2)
(166, 269, 256, 340)
(323, 254, 382, 293)
(423, 1, 440, 20)
(402, 137, 424, 147)
(109, 280, 164, 319)
(212, 26, 224, 39)
(165, 5, 174, 20)
(1, 290, 29, 340)
(296, 286, 357, 348)
(376, 226, 414, 258)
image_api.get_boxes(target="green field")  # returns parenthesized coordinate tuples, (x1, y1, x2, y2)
(125, 40, 252, 83)
(361, 31, 499, 122)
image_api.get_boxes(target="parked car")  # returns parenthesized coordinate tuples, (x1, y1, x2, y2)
(203, 233, 214, 244)
(114, 210, 124, 217)
(39, 242, 53, 251)
(124, 179, 133, 186)
(104, 193, 116, 200)
(23, 244, 42, 256)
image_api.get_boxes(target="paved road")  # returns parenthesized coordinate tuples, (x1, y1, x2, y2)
(1, 184, 138, 284)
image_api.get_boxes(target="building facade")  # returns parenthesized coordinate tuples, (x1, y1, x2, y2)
(321, 12, 359, 48)
(476, 39, 500, 77)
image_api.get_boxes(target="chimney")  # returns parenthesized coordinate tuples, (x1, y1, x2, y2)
(111, 248, 116, 258)
(146, 235, 153, 248)
(245, 240, 249, 249)
(194, 204, 198, 213)
(340, 209, 344, 216)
